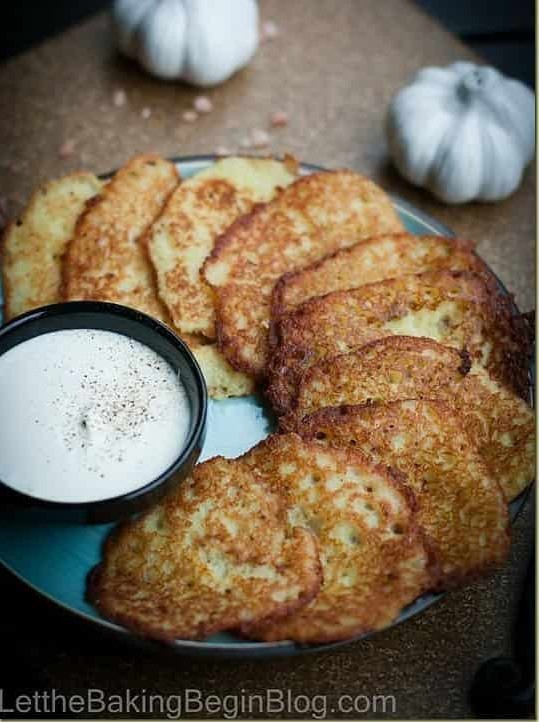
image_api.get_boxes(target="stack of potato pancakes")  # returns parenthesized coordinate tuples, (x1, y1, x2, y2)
(2, 154, 534, 643)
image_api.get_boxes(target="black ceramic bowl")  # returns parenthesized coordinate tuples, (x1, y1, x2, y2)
(0, 302, 207, 523)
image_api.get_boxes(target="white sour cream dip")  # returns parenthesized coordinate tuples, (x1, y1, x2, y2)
(0, 329, 191, 502)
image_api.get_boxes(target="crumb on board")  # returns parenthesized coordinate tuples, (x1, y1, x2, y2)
(59, 140, 76, 159)
(182, 110, 198, 123)
(261, 20, 279, 40)
(113, 89, 126, 107)
(270, 110, 288, 128)
(251, 128, 271, 148)
(194, 96, 213, 114)
(239, 128, 272, 150)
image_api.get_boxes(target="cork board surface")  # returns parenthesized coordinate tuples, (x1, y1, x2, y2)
(0, 1, 534, 717)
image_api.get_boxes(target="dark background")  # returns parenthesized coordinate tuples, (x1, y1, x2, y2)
(0, 0, 536, 87)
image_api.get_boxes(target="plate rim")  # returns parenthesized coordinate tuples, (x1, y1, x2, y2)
(0, 154, 532, 658)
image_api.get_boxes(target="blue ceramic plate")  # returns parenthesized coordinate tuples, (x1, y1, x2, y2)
(0, 156, 531, 658)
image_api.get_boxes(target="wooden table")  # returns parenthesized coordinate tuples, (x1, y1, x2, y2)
(0, 1, 534, 718)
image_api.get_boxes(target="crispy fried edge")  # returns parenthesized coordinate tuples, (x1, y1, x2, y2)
(204, 169, 404, 379)
(0, 172, 101, 321)
(297, 401, 511, 591)
(278, 336, 473, 432)
(146, 154, 299, 340)
(237, 435, 437, 643)
(60, 155, 178, 325)
(87, 523, 323, 642)
(204, 203, 270, 377)
(87, 440, 325, 641)
(266, 270, 531, 417)
(270, 234, 488, 320)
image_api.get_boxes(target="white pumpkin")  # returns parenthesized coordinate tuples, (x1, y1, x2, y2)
(112, 0, 259, 87)
(386, 62, 535, 204)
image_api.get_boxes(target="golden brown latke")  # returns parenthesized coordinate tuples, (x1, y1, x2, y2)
(298, 400, 511, 589)
(284, 337, 534, 501)
(182, 333, 255, 399)
(88, 451, 322, 641)
(203, 170, 404, 378)
(63, 155, 178, 321)
(272, 234, 489, 317)
(453, 367, 535, 501)
(1, 173, 102, 320)
(282, 336, 470, 429)
(240, 434, 430, 643)
(267, 270, 530, 415)
(147, 156, 298, 339)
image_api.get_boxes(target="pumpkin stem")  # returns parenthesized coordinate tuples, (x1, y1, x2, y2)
(458, 67, 499, 101)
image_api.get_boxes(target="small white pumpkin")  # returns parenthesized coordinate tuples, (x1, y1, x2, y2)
(386, 62, 535, 204)
(112, 0, 259, 87)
